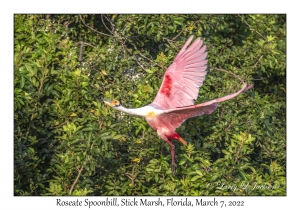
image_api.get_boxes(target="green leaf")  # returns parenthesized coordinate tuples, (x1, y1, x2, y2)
(179, 159, 187, 165)
(112, 134, 122, 140)
(55, 164, 66, 173)
(191, 175, 202, 181)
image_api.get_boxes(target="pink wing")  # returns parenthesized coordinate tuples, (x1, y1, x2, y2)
(162, 83, 253, 129)
(150, 35, 208, 110)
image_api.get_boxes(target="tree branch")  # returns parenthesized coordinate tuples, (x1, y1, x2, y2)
(235, 136, 245, 164)
(254, 55, 263, 67)
(69, 166, 84, 195)
(101, 15, 115, 36)
(238, 14, 265, 40)
(79, 15, 112, 37)
(209, 66, 246, 85)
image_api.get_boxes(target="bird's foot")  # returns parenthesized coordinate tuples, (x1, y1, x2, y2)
(178, 137, 187, 145)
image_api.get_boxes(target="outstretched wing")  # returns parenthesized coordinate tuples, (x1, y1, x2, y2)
(161, 83, 253, 129)
(150, 35, 208, 110)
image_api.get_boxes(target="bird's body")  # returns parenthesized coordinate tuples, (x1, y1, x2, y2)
(104, 35, 253, 174)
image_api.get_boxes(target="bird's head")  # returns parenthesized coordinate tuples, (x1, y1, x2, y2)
(103, 99, 121, 108)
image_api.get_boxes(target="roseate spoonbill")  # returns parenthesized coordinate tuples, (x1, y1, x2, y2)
(104, 35, 253, 174)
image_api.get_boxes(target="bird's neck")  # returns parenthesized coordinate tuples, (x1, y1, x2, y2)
(114, 105, 146, 117)
(114, 105, 160, 117)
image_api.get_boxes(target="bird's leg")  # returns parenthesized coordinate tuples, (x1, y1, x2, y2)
(165, 139, 176, 175)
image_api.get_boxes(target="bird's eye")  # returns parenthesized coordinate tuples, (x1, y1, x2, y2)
(113, 100, 120, 107)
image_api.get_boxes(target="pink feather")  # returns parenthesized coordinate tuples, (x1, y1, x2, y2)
(151, 35, 208, 110)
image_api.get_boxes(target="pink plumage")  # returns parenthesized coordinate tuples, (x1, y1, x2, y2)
(151, 35, 208, 110)
(104, 35, 253, 174)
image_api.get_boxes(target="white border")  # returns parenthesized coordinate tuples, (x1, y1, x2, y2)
(2, 1, 297, 209)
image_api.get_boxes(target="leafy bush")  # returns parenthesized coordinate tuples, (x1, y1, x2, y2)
(14, 14, 286, 196)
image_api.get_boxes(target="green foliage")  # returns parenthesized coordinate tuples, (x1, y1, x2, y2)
(14, 14, 286, 196)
